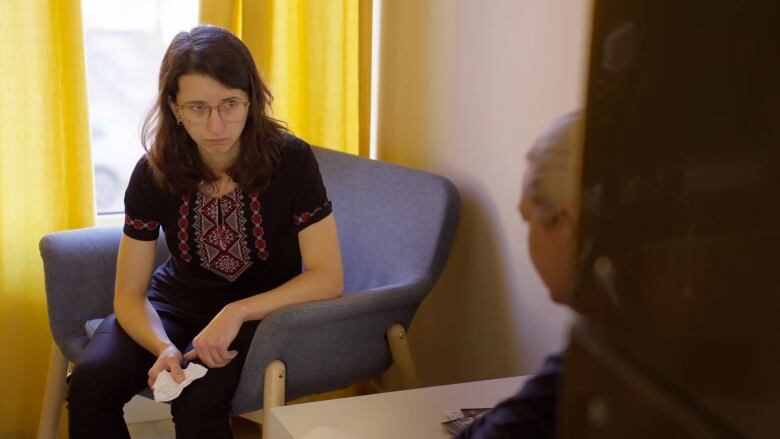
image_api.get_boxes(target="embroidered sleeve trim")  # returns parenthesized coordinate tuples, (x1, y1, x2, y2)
(124, 215, 159, 231)
(293, 201, 331, 226)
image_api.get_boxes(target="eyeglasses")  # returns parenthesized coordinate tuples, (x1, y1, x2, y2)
(175, 100, 250, 124)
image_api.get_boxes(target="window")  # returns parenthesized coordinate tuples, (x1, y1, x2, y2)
(83, 0, 198, 214)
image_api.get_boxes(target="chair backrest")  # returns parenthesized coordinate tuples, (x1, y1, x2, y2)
(313, 147, 460, 294)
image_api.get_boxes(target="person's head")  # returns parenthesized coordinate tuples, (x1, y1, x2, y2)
(519, 112, 583, 305)
(142, 25, 286, 194)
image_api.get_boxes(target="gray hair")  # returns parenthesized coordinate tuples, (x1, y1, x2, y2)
(522, 111, 584, 223)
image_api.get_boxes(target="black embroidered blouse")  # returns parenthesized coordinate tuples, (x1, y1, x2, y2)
(123, 136, 332, 320)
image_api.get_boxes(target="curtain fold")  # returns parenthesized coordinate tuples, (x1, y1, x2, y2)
(201, 0, 371, 156)
(0, 0, 95, 436)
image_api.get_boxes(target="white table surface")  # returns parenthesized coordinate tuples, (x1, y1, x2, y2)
(266, 375, 529, 439)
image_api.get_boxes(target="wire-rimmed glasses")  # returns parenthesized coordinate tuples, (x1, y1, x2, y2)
(176, 100, 250, 124)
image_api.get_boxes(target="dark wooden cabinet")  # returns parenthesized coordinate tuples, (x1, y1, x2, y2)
(563, 2, 780, 437)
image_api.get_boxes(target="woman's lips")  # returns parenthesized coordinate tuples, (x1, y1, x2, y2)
(205, 138, 228, 145)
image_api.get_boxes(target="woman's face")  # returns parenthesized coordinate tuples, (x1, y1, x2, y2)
(519, 197, 576, 305)
(170, 74, 250, 166)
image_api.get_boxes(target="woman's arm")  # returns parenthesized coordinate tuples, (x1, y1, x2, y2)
(114, 234, 185, 383)
(235, 213, 344, 318)
(184, 213, 343, 367)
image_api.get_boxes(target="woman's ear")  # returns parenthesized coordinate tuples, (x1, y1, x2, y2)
(167, 96, 181, 123)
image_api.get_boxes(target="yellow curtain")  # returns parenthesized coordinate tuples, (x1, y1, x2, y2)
(200, 0, 372, 156)
(0, 0, 95, 436)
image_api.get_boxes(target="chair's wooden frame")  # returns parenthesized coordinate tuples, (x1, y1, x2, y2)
(36, 323, 418, 439)
(37, 344, 69, 439)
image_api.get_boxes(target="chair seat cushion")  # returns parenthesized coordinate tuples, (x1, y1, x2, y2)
(85, 318, 105, 337)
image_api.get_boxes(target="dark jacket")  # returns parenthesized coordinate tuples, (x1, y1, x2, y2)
(455, 352, 564, 439)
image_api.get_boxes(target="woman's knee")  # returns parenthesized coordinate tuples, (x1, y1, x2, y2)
(68, 316, 154, 405)
(67, 340, 148, 410)
(170, 373, 239, 420)
(67, 356, 145, 407)
(170, 387, 233, 439)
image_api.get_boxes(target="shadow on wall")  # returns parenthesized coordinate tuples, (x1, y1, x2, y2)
(373, 2, 522, 387)
(386, 175, 520, 388)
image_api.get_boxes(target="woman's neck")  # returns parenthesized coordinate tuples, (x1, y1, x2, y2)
(201, 174, 237, 198)
(199, 142, 240, 176)
(198, 144, 240, 197)
(201, 155, 233, 176)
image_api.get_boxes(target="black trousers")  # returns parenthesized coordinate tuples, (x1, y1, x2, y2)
(66, 310, 260, 439)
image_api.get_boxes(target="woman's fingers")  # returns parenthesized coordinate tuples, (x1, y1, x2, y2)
(188, 310, 243, 368)
(166, 357, 185, 383)
(191, 338, 238, 368)
(148, 346, 185, 388)
(200, 348, 232, 368)
(195, 347, 217, 368)
(186, 347, 237, 368)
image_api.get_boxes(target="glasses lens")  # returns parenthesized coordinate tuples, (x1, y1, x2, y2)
(220, 101, 246, 122)
(182, 105, 206, 123)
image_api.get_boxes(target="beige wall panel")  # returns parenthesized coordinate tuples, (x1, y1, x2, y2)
(376, 0, 591, 386)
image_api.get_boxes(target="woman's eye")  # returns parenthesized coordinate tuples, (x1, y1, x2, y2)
(223, 101, 237, 109)
(189, 105, 204, 112)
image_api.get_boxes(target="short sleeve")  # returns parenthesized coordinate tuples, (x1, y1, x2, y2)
(291, 143, 332, 233)
(123, 156, 162, 241)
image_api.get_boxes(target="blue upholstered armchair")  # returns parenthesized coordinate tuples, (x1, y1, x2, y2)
(37, 147, 460, 438)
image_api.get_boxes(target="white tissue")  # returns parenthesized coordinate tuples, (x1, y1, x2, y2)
(153, 363, 208, 402)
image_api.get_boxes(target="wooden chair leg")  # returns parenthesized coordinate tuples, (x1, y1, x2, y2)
(387, 323, 419, 389)
(37, 343, 69, 439)
(262, 360, 286, 438)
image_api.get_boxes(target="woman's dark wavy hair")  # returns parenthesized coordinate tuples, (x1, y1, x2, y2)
(141, 25, 286, 195)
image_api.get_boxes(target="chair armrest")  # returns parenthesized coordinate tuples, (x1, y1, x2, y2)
(231, 279, 431, 413)
(261, 279, 431, 330)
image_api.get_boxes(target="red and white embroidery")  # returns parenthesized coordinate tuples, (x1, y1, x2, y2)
(293, 201, 330, 226)
(177, 195, 192, 262)
(193, 190, 252, 281)
(124, 215, 159, 231)
(248, 191, 269, 261)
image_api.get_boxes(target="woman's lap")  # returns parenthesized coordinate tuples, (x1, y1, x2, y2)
(68, 309, 260, 407)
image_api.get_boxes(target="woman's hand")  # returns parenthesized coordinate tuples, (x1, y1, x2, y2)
(183, 304, 245, 368)
(148, 345, 185, 388)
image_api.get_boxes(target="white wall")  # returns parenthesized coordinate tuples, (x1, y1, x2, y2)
(376, 0, 592, 386)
